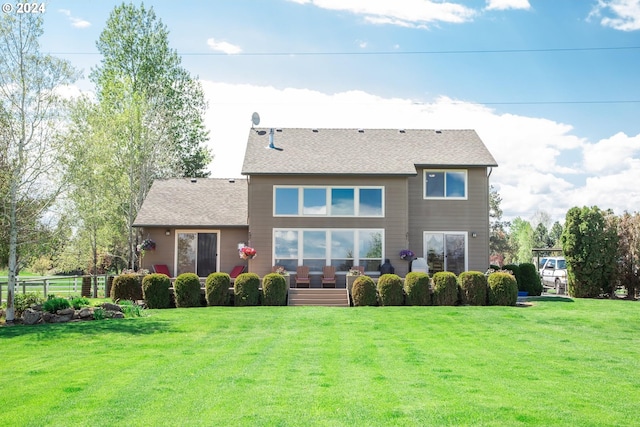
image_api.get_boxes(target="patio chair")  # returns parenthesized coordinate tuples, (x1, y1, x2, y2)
(229, 265, 246, 280)
(295, 266, 310, 288)
(153, 264, 171, 277)
(322, 266, 336, 288)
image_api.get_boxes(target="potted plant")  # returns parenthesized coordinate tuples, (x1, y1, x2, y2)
(239, 246, 257, 260)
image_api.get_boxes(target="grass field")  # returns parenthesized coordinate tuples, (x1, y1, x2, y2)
(1, 298, 639, 426)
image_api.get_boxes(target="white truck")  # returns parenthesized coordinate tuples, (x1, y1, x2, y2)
(538, 256, 568, 294)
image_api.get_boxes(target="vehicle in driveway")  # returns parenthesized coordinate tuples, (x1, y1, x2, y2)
(539, 256, 568, 293)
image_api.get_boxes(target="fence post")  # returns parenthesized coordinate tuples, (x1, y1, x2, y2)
(43, 279, 48, 299)
(73, 276, 78, 294)
(81, 276, 91, 298)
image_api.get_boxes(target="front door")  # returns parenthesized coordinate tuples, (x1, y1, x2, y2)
(176, 231, 218, 277)
(423, 232, 467, 275)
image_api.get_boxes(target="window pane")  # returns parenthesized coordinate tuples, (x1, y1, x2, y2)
(302, 259, 326, 272)
(275, 259, 298, 271)
(303, 188, 327, 215)
(446, 234, 466, 275)
(177, 233, 196, 275)
(424, 233, 444, 273)
(274, 230, 298, 258)
(362, 259, 382, 272)
(331, 259, 353, 272)
(303, 230, 326, 258)
(359, 188, 383, 216)
(331, 230, 354, 258)
(275, 188, 299, 215)
(425, 172, 444, 198)
(359, 230, 382, 259)
(446, 172, 466, 198)
(197, 233, 217, 277)
(331, 188, 355, 215)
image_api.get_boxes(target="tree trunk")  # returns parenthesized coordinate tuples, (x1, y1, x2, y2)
(6, 177, 18, 323)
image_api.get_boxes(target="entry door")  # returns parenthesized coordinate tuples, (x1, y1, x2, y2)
(176, 232, 218, 276)
(423, 232, 467, 275)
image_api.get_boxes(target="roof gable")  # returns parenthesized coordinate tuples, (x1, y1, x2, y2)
(242, 128, 497, 175)
(133, 178, 248, 227)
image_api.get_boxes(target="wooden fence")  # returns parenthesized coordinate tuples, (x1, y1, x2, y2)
(0, 275, 112, 303)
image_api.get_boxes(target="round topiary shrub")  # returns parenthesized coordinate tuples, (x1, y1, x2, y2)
(488, 272, 518, 306)
(205, 272, 230, 306)
(518, 263, 543, 296)
(404, 272, 431, 306)
(142, 273, 172, 309)
(111, 273, 143, 301)
(377, 273, 404, 306)
(432, 272, 459, 306)
(502, 264, 522, 288)
(174, 273, 202, 308)
(234, 273, 260, 306)
(458, 271, 488, 306)
(351, 275, 377, 306)
(262, 273, 287, 306)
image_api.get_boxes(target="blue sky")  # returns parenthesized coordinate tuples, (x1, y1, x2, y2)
(38, 0, 640, 223)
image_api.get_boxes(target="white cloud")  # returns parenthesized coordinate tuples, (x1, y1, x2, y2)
(582, 132, 640, 172)
(58, 9, 91, 29)
(485, 0, 531, 11)
(206, 38, 242, 55)
(589, 0, 640, 31)
(287, 0, 477, 27)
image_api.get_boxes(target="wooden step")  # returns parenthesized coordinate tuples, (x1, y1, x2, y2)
(288, 288, 350, 307)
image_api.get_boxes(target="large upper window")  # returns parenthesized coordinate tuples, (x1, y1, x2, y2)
(274, 228, 384, 272)
(274, 186, 384, 217)
(424, 170, 467, 199)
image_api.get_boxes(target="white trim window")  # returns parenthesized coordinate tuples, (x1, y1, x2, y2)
(424, 170, 467, 199)
(423, 231, 468, 275)
(274, 186, 384, 217)
(273, 228, 384, 272)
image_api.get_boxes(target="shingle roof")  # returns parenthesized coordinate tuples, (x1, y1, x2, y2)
(133, 178, 248, 227)
(242, 128, 497, 175)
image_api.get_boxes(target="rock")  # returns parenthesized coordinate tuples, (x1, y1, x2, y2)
(54, 313, 74, 323)
(101, 302, 122, 312)
(57, 308, 75, 316)
(42, 312, 54, 323)
(110, 311, 125, 319)
(22, 308, 41, 325)
(78, 308, 93, 319)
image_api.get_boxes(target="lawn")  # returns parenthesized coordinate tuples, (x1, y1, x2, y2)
(1, 298, 639, 426)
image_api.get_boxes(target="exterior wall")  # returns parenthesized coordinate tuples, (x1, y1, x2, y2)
(247, 175, 410, 285)
(138, 226, 249, 277)
(407, 167, 491, 273)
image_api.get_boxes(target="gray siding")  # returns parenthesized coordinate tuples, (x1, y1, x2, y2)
(247, 175, 410, 283)
(407, 167, 491, 272)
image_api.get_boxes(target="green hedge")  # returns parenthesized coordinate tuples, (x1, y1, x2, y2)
(404, 272, 431, 306)
(488, 272, 518, 306)
(518, 263, 543, 296)
(502, 264, 522, 288)
(111, 274, 143, 301)
(205, 273, 230, 306)
(432, 272, 459, 306)
(174, 273, 202, 308)
(458, 271, 488, 306)
(234, 273, 260, 306)
(377, 274, 404, 306)
(142, 273, 172, 309)
(262, 273, 287, 306)
(351, 275, 377, 306)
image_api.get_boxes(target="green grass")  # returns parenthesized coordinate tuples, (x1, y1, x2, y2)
(1, 299, 639, 426)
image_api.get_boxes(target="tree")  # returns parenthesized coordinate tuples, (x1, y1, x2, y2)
(615, 212, 640, 299)
(561, 206, 619, 298)
(0, 11, 77, 322)
(549, 221, 563, 247)
(489, 185, 511, 265)
(86, 3, 212, 267)
(509, 217, 534, 264)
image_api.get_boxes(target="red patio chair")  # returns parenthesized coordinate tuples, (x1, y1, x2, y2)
(229, 265, 246, 279)
(153, 264, 171, 277)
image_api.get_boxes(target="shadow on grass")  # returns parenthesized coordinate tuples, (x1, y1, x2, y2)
(0, 317, 176, 339)
(528, 296, 574, 303)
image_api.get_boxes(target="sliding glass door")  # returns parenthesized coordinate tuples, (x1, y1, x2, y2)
(423, 232, 467, 275)
(176, 231, 218, 276)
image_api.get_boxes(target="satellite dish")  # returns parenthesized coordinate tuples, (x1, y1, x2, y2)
(251, 112, 260, 127)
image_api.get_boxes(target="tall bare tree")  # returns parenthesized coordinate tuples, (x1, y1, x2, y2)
(0, 12, 77, 323)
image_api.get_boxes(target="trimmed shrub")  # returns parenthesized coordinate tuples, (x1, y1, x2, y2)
(174, 273, 202, 308)
(111, 274, 143, 301)
(70, 297, 90, 310)
(351, 275, 377, 306)
(142, 273, 172, 309)
(458, 271, 488, 306)
(404, 272, 431, 306)
(488, 272, 518, 306)
(432, 272, 459, 306)
(262, 273, 287, 306)
(205, 273, 231, 306)
(518, 263, 543, 296)
(13, 292, 45, 318)
(234, 273, 260, 306)
(42, 297, 71, 314)
(377, 274, 404, 306)
(502, 264, 522, 288)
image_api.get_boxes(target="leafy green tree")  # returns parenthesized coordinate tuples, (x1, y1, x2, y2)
(561, 206, 619, 298)
(615, 212, 640, 299)
(0, 11, 77, 322)
(489, 185, 511, 265)
(549, 221, 563, 247)
(508, 217, 534, 264)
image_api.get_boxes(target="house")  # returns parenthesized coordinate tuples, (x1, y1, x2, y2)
(134, 128, 498, 287)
